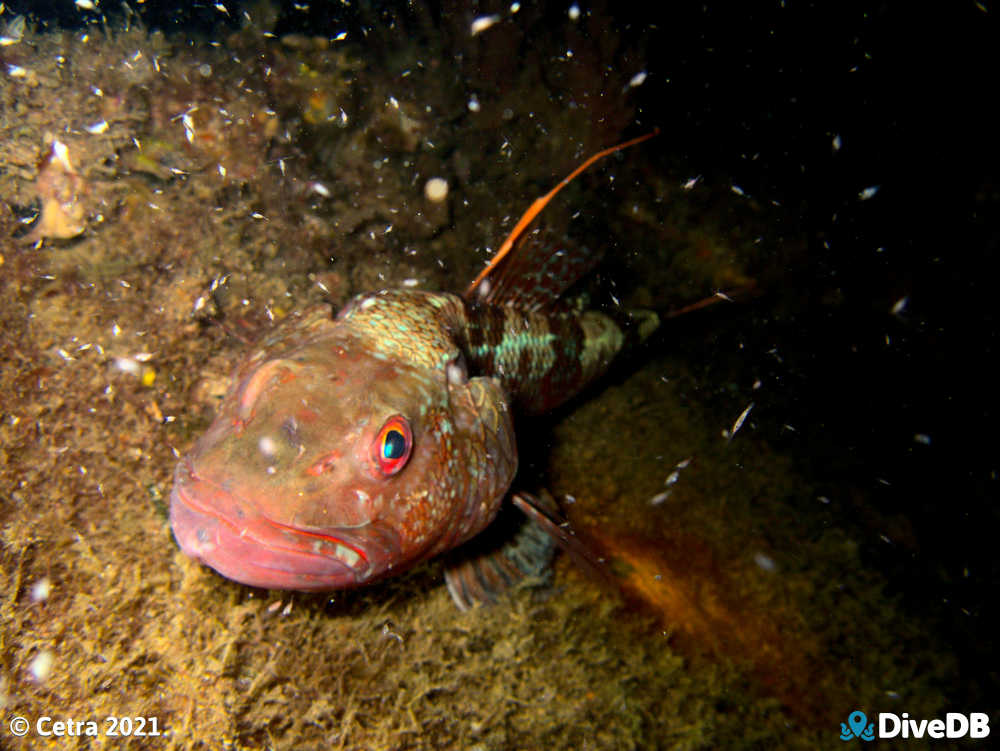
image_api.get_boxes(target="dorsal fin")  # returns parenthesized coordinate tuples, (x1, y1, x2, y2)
(466, 226, 602, 312)
(464, 129, 659, 307)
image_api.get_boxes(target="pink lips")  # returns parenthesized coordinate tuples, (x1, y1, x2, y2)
(169, 462, 372, 591)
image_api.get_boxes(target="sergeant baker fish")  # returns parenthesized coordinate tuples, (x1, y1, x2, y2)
(169, 132, 658, 606)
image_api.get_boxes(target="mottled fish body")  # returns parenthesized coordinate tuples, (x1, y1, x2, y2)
(170, 289, 625, 590)
(170, 132, 658, 594)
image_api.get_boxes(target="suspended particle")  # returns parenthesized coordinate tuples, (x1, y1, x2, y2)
(724, 402, 754, 442)
(424, 177, 448, 202)
(626, 71, 647, 90)
(470, 14, 500, 35)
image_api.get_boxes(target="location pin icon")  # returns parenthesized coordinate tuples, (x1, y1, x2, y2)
(848, 711, 867, 738)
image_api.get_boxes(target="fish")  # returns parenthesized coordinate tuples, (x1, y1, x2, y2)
(169, 131, 659, 603)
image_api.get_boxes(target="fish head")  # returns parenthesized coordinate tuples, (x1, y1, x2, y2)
(170, 318, 516, 591)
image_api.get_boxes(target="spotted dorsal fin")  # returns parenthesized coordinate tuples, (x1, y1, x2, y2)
(464, 129, 659, 308)
(465, 226, 601, 312)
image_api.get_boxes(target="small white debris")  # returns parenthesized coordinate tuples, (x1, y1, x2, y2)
(682, 175, 701, 190)
(470, 14, 500, 36)
(113, 357, 142, 377)
(51, 140, 74, 172)
(424, 176, 449, 203)
(510, 2, 521, 11)
(891, 296, 908, 315)
(625, 71, 647, 90)
(31, 577, 52, 602)
(731, 184, 745, 196)
(467, 95, 481, 112)
(832, 134, 842, 151)
(649, 491, 671, 506)
(75, 0, 97, 10)
(30, 650, 54, 682)
(858, 185, 879, 200)
(333, 30, 348, 41)
(218, 163, 227, 178)
(446, 361, 467, 386)
(913, 433, 931, 445)
(214, 2, 228, 14)
(568, 4, 581, 20)
(258, 435, 277, 461)
(402, 278, 420, 288)
(6, 63, 26, 77)
(182, 113, 195, 143)
(267, 599, 283, 613)
(85, 119, 109, 134)
(753, 552, 778, 573)
(309, 181, 331, 198)
(817, 495, 831, 504)
(724, 402, 754, 442)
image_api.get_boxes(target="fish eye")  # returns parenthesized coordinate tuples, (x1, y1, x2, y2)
(372, 415, 412, 476)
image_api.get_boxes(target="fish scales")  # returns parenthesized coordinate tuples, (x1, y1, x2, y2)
(170, 287, 629, 592)
(169, 132, 657, 598)
(344, 289, 625, 414)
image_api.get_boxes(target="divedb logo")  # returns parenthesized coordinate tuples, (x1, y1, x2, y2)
(839, 710, 990, 741)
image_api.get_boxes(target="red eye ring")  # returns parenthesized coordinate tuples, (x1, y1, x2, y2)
(372, 415, 412, 476)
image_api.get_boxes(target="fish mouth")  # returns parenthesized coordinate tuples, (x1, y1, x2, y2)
(169, 460, 395, 591)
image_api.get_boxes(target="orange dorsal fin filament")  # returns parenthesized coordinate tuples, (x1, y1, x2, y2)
(466, 128, 660, 299)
